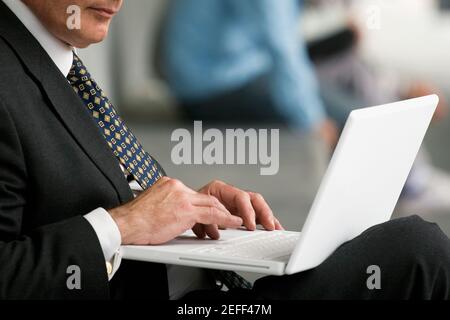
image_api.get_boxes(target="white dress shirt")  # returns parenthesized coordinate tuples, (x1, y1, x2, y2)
(3, 0, 213, 299)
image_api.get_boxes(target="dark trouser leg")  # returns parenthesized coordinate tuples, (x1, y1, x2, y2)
(251, 215, 450, 299)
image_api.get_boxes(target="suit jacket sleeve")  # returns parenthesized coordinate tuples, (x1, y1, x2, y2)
(0, 100, 110, 300)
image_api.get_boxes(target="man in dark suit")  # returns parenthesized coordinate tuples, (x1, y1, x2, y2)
(1, 0, 450, 300)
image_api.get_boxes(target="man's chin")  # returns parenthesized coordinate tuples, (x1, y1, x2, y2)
(71, 33, 108, 48)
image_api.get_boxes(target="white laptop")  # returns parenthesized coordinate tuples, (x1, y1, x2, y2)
(122, 95, 438, 276)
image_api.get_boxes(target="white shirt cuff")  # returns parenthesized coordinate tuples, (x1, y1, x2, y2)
(84, 208, 122, 279)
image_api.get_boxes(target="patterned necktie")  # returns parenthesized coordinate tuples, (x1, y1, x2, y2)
(68, 54, 163, 189)
(67, 53, 252, 291)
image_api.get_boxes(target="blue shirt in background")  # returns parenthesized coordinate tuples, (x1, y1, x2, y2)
(163, 0, 326, 129)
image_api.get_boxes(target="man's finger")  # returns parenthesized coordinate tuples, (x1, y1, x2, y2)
(274, 217, 284, 231)
(234, 192, 257, 231)
(192, 224, 206, 239)
(201, 181, 261, 231)
(212, 183, 257, 230)
(249, 192, 275, 231)
(204, 224, 220, 240)
(191, 194, 231, 215)
(195, 207, 243, 228)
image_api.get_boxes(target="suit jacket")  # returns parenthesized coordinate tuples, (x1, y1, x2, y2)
(0, 2, 168, 300)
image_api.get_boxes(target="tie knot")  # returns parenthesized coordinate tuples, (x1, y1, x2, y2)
(67, 53, 92, 87)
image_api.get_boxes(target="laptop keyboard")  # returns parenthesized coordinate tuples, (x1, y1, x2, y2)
(190, 231, 300, 260)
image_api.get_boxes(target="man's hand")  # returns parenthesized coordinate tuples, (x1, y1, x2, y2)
(109, 177, 243, 245)
(194, 180, 284, 239)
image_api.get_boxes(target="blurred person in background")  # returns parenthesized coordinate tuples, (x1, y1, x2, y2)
(302, 0, 450, 215)
(161, 0, 338, 148)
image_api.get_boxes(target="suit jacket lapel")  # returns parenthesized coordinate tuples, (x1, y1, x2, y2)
(0, 2, 133, 203)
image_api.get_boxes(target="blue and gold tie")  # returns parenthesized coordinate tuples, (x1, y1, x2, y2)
(68, 54, 252, 291)
(68, 54, 163, 189)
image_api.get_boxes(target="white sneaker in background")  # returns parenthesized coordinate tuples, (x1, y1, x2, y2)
(396, 167, 450, 216)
